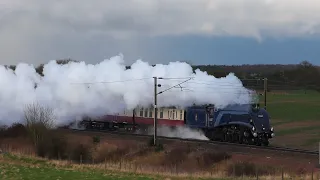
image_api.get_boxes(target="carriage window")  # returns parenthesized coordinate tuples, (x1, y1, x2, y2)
(149, 108, 153, 118)
(139, 108, 143, 117)
(180, 110, 183, 120)
(144, 108, 148, 117)
(160, 108, 164, 118)
(195, 113, 198, 121)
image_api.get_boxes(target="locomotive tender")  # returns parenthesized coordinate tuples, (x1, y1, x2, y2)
(81, 103, 274, 146)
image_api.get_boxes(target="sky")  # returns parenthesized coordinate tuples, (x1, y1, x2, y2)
(1, 0, 320, 66)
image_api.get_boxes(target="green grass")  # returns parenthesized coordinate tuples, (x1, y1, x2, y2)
(275, 126, 320, 136)
(0, 153, 227, 180)
(259, 90, 320, 122)
(0, 163, 126, 180)
(258, 90, 320, 149)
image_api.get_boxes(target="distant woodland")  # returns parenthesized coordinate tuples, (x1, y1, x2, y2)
(4, 59, 320, 92)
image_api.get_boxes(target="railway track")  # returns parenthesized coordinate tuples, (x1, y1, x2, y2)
(65, 128, 319, 156)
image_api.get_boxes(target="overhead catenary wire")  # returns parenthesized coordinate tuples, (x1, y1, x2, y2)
(157, 77, 194, 95)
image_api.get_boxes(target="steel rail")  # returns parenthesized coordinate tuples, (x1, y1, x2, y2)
(63, 128, 318, 156)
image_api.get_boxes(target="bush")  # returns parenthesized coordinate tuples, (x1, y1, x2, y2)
(196, 151, 231, 168)
(91, 142, 118, 163)
(164, 146, 190, 166)
(92, 136, 100, 144)
(227, 161, 276, 177)
(34, 132, 68, 159)
(147, 138, 155, 147)
(0, 123, 27, 138)
(23, 102, 55, 149)
(70, 143, 92, 163)
(155, 143, 164, 152)
(48, 133, 68, 159)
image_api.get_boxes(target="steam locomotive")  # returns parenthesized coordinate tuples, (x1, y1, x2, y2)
(80, 103, 274, 146)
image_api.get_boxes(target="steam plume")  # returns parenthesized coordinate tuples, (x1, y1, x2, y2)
(147, 126, 209, 140)
(0, 54, 255, 126)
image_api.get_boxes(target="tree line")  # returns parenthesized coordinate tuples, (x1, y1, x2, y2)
(192, 60, 320, 92)
(4, 59, 320, 92)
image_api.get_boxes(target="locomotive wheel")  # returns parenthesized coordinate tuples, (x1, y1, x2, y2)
(238, 128, 244, 144)
(247, 138, 255, 145)
(238, 134, 243, 144)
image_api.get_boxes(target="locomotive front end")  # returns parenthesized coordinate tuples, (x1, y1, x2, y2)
(250, 107, 275, 146)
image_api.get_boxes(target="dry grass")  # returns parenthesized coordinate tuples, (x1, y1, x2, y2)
(1, 152, 319, 180)
(0, 125, 319, 180)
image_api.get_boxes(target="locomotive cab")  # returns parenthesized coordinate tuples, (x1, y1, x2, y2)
(251, 103, 260, 112)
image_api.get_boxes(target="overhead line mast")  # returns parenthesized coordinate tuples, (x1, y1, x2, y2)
(152, 77, 193, 146)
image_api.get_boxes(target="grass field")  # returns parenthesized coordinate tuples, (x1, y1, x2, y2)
(0, 153, 214, 180)
(0, 152, 316, 180)
(258, 90, 320, 150)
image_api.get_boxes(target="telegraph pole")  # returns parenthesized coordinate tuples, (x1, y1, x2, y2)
(264, 78, 268, 110)
(153, 77, 158, 146)
(152, 76, 192, 146)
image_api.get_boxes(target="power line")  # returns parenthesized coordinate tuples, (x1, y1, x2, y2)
(157, 77, 194, 95)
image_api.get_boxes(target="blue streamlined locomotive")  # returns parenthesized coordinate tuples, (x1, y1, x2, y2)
(185, 103, 274, 146)
(76, 102, 274, 146)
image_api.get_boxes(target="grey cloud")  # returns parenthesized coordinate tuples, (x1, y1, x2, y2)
(1, 0, 320, 64)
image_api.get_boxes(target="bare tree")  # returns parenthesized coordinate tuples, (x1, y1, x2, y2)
(24, 102, 56, 148)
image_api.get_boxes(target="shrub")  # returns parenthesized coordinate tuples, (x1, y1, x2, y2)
(48, 133, 68, 159)
(147, 138, 164, 152)
(23, 102, 55, 148)
(91, 142, 118, 163)
(155, 143, 164, 152)
(70, 143, 92, 163)
(0, 123, 27, 138)
(227, 161, 276, 177)
(33, 132, 68, 159)
(195, 151, 231, 169)
(92, 136, 101, 144)
(147, 138, 155, 147)
(163, 146, 190, 166)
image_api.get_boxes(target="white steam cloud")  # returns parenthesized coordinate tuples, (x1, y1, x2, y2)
(0, 54, 255, 126)
(147, 126, 209, 141)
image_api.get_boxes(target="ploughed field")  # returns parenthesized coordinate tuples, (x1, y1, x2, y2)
(258, 90, 320, 150)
